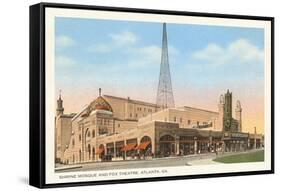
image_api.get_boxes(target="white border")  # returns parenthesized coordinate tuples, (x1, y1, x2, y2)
(45, 7, 272, 184)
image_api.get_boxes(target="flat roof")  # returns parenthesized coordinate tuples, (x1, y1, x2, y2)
(178, 106, 218, 114)
(103, 94, 159, 107)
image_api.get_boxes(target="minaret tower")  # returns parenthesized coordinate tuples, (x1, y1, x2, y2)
(56, 90, 64, 116)
(156, 23, 175, 109)
(223, 89, 232, 131)
(235, 100, 242, 132)
(224, 89, 232, 119)
(217, 94, 225, 131)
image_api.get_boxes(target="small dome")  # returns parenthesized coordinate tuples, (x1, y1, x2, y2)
(90, 96, 113, 112)
(81, 89, 113, 117)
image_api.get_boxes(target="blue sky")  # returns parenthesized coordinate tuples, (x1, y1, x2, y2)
(55, 17, 265, 133)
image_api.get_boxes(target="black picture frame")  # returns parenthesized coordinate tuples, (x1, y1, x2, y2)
(29, 2, 274, 189)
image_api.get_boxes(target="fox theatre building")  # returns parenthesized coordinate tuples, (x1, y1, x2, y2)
(56, 89, 263, 164)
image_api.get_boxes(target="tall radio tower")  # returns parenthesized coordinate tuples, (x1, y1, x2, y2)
(156, 23, 175, 109)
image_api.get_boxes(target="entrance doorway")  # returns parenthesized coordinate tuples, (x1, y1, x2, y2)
(159, 134, 175, 157)
(139, 136, 152, 159)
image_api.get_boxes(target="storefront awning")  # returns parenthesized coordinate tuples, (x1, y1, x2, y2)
(96, 148, 104, 154)
(121, 143, 136, 152)
(136, 141, 151, 150)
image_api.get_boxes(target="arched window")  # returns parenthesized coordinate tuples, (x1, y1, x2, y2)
(160, 134, 175, 142)
(87, 131, 91, 137)
(140, 136, 152, 143)
(92, 129, 95, 138)
(72, 139, 75, 147)
(92, 147, 95, 160)
(88, 144, 91, 159)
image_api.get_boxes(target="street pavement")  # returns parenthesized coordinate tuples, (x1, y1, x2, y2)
(56, 153, 219, 173)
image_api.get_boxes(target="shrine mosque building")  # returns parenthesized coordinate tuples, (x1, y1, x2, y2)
(55, 89, 263, 164)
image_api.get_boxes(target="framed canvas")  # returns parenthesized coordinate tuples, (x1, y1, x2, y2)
(29, 2, 274, 188)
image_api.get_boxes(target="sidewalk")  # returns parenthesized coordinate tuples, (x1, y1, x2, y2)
(55, 164, 82, 172)
(186, 158, 219, 166)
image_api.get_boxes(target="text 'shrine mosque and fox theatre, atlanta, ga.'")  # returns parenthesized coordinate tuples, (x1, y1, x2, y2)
(55, 23, 263, 165)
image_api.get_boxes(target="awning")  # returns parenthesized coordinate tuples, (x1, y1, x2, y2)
(136, 141, 151, 150)
(121, 143, 136, 152)
(96, 148, 104, 154)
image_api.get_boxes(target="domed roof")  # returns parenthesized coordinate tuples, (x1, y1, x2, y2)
(90, 96, 113, 112)
(81, 89, 113, 117)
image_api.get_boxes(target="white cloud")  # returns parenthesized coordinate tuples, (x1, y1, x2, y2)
(229, 39, 263, 62)
(88, 31, 138, 53)
(87, 30, 179, 69)
(168, 45, 180, 56)
(127, 45, 179, 68)
(127, 45, 161, 68)
(56, 55, 76, 66)
(109, 31, 138, 46)
(191, 38, 264, 66)
(137, 45, 162, 61)
(56, 35, 75, 48)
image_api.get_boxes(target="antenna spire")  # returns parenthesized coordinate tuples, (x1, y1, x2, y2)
(156, 23, 175, 109)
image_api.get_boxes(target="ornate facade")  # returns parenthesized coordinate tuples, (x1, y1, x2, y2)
(55, 89, 263, 164)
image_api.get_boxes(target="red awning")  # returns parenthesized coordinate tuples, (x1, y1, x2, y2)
(96, 148, 104, 154)
(136, 141, 151, 150)
(121, 143, 136, 152)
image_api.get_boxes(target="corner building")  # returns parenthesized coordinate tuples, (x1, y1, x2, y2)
(56, 89, 263, 164)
